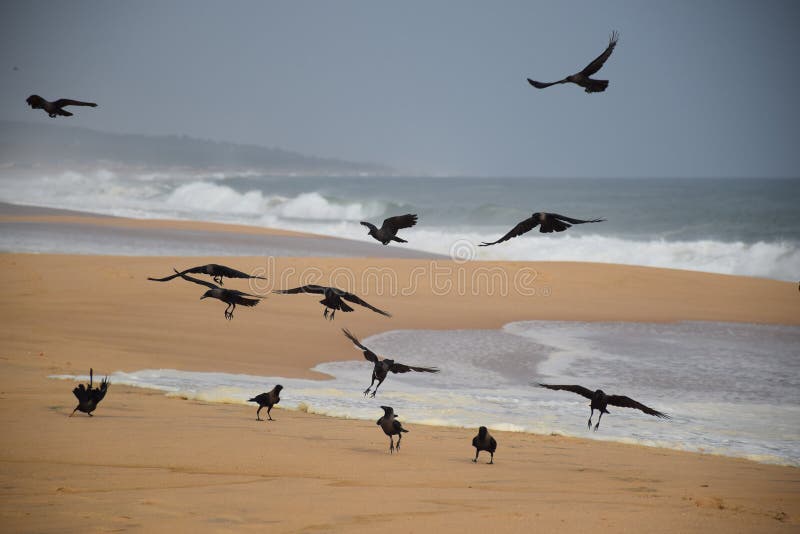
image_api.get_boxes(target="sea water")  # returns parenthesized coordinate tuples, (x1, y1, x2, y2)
(53, 321, 800, 466)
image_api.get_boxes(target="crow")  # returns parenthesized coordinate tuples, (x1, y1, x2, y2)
(70, 368, 109, 417)
(538, 383, 670, 431)
(361, 214, 418, 245)
(148, 264, 266, 286)
(26, 94, 97, 117)
(342, 329, 439, 397)
(272, 285, 390, 320)
(472, 426, 497, 464)
(248, 385, 283, 421)
(527, 31, 619, 93)
(479, 212, 605, 246)
(377, 405, 408, 454)
(174, 270, 262, 320)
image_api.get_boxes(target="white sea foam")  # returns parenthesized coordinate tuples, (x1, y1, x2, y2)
(51, 322, 800, 466)
(1, 171, 798, 280)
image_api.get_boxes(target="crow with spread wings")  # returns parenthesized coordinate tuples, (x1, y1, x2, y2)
(538, 383, 670, 431)
(148, 263, 266, 286)
(342, 329, 439, 397)
(26, 94, 98, 117)
(70, 368, 109, 417)
(479, 212, 605, 246)
(527, 31, 619, 93)
(361, 214, 418, 245)
(272, 285, 391, 320)
(173, 270, 262, 320)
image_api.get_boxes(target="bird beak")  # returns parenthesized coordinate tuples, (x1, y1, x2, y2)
(199, 295, 207, 300)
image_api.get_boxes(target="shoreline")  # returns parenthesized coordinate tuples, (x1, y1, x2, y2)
(1, 213, 798, 531)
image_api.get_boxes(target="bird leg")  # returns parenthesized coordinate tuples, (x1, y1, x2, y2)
(370, 378, 384, 398)
(594, 412, 603, 432)
(389, 436, 395, 454)
(488, 452, 494, 465)
(396, 433, 402, 452)
(267, 406, 274, 421)
(363, 378, 376, 396)
(588, 408, 594, 430)
(69, 406, 79, 417)
(329, 309, 336, 321)
(256, 406, 263, 421)
(214, 275, 223, 285)
(323, 308, 329, 320)
(224, 303, 233, 320)
(472, 450, 479, 463)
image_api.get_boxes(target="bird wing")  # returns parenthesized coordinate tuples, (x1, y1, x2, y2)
(479, 215, 539, 246)
(538, 383, 595, 400)
(207, 264, 266, 280)
(549, 213, 606, 225)
(342, 328, 380, 363)
(54, 99, 97, 108)
(489, 436, 497, 451)
(579, 31, 618, 77)
(225, 288, 262, 299)
(272, 285, 326, 295)
(90, 379, 109, 404)
(176, 271, 219, 290)
(340, 292, 392, 317)
(147, 269, 184, 282)
(389, 362, 439, 374)
(527, 78, 566, 89)
(381, 214, 418, 233)
(72, 384, 88, 403)
(606, 395, 670, 419)
(360, 221, 378, 232)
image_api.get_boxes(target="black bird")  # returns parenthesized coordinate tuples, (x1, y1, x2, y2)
(472, 426, 497, 464)
(70, 368, 109, 417)
(272, 285, 391, 320)
(361, 214, 418, 245)
(527, 31, 619, 93)
(342, 329, 439, 397)
(377, 405, 408, 454)
(26, 94, 98, 118)
(248, 385, 283, 421)
(539, 383, 670, 431)
(148, 264, 266, 286)
(479, 212, 605, 246)
(175, 270, 262, 320)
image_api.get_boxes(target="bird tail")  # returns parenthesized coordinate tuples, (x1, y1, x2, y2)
(340, 301, 354, 312)
(584, 78, 609, 93)
(401, 428, 409, 433)
(391, 236, 407, 243)
(58, 109, 74, 117)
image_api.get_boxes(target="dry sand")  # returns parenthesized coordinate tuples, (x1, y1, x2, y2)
(0, 218, 798, 532)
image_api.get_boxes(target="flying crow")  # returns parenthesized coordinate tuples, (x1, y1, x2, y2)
(26, 94, 97, 117)
(479, 212, 604, 246)
(272, 285, 390, 320)
(361, 214, 418, 245)
(527, 31, 619, 93)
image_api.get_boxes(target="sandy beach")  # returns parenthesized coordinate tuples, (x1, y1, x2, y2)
(1, 212, 798, 533)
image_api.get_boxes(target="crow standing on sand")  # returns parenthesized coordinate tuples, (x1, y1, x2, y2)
(272, 285, 391, 320)
(538, 384, 670, 431)
(361, 214, 418, 245)
(173, 270, 262, 320)
(70, 368, 109, 417)
(472, 426, 497, 464)
(527, 31, 619, 93)
(342, 329, 439, 397)
(148, 264, 266, 286)
(26, 94, 98, 117)
(248, 385, 283, 421)
(377, 405, 408, 454)
(479, 212, 605, 246)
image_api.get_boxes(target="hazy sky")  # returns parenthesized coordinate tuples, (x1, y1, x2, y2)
(1, 1, 798, 177)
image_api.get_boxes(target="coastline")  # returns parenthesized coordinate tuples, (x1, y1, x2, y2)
(0, 212, 798, 532)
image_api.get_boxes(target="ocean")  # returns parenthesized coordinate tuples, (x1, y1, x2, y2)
(1, 172, 798, 280)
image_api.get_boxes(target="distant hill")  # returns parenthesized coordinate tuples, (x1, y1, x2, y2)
(0, 120, 392, 176)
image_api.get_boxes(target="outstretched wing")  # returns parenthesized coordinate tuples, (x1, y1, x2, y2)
(527, 78, 565, 89)
(176, 271, 219, 290)
(54, 99, 97, 108)
(72, 384, 89, 403)
(90, 379, 109, 404)
(538, 383, 595, 400)
(549, 213, 606, 225)
(580, 31, 618, 77)
(606, 395, 670, 419)
(340, 292, 392, 317)
(389, 362, 439, 374)
(381, 214, 418, 233)
(147, 268, 183, 282)
(342, 328, 380, 363)
(479, 215, 539, 246)
(272, 285, 326, 295)
(207, 264, 266, 280)
(360, 221, 378, 232)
